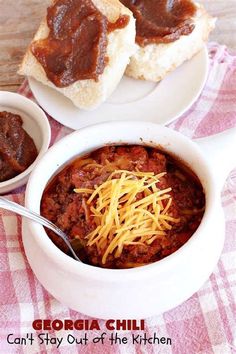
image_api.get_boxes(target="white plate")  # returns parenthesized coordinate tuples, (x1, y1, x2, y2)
(29, 46, 208, 130)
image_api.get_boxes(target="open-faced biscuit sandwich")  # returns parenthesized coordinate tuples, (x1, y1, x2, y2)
(120, 0, 215, 81)
(18, 0, 136, 110)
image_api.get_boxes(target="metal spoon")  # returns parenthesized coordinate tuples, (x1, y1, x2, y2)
(0, 196, 81, 262)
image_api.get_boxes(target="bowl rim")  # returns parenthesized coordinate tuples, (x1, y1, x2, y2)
(0, 91, 51, 191)
(25, 121, 217, 281)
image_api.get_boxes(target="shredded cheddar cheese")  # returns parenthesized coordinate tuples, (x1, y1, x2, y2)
(74, 170, 180, 264)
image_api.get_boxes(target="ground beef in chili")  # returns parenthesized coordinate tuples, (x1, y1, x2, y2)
(41, 145, 205, 268)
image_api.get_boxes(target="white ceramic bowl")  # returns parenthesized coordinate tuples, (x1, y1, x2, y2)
(0, 91, 51, 194)
(23, 122, 236, 319)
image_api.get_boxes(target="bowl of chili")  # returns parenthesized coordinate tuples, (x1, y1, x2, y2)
(23, 121, 236, 318)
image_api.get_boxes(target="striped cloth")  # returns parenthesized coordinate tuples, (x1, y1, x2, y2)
(0, 42, 236, 354)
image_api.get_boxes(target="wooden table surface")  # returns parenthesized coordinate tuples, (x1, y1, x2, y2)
(0, 0, 235, 92)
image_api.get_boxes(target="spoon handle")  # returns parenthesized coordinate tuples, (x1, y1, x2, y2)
(0, 196, 81, 262)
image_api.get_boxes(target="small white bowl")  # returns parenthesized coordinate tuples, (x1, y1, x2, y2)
(0, 91, 51, 194)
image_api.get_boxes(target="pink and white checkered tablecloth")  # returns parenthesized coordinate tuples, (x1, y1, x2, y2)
(0, 42, 236, 354)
